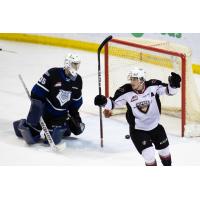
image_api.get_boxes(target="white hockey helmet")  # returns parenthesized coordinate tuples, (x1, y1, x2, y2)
(127, 67, 146, 81)
(64, 53, 81, 76)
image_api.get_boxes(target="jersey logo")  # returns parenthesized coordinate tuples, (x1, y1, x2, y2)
(131, 95, 138, 102)
(54, 82, 61, 87)
(136, 100, 150, 114)
(56, 90, 71, 106)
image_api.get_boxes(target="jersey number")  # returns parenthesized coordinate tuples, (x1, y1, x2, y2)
(39, 77, 46, 85)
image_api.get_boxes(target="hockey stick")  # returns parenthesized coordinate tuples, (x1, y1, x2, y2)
(97, 35, 113, 147)
(18, 74, 66, 152)
(0, 48, 17, 53)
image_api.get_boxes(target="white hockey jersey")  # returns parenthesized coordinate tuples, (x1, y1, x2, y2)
(104, 79, 178, 131)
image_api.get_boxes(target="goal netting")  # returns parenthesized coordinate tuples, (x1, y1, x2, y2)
(103, 37, 200, 137)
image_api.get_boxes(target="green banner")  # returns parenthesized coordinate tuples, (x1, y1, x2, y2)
(131, 33, 182, 38)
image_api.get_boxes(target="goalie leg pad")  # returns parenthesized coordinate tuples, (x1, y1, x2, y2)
(64, 128, 71, 137)
(51, 126, 67, 145)
(27, 99, 44, 127)
(13, 119, 23, 137)
(18, 119, 41, 145)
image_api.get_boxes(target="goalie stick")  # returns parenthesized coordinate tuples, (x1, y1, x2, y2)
(18, 74, 66, 152)
(97, 35, 113, 147)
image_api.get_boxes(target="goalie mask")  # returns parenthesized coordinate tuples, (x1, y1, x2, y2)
(64, 53, 81, 77)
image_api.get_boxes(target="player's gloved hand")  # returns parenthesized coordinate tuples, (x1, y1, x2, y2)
(168, 72, 181, 88)
(103, 109, 112, 118)
(73, 122, 85, 135)
(67, 114, 85, 135)
(94, 95, 107, 106)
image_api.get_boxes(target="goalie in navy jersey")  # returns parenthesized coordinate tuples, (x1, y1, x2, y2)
(94, 67, 181, 166)
(13, 53, 85, 145)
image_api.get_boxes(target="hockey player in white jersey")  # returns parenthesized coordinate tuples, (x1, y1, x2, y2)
(94, 67, 181, 166)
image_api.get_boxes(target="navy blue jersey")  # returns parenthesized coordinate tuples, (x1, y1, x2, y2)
(31, 68, 83, 121)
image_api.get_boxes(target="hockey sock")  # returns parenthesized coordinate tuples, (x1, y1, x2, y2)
(159, 154, 172, 166)
(145, 160, 157, 166)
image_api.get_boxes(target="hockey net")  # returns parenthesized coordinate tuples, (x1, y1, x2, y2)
(103, 37, 200, 137)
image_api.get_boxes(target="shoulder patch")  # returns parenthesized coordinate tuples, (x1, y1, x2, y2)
(116, 84, 132, 93)
(117, 87, 125, 93)
(146, 79, 167, 87)
(151, 79, 158, 84)
(113, 84, 132, 100)
(150, 79, 162, 85)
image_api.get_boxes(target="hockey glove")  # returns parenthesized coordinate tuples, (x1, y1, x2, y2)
(71, 121, 85, 135)
(103, 109, 112, 118)
(94, 95, 107, 106)
(168, 72, 181, 88)
(67, 115, 85, 135)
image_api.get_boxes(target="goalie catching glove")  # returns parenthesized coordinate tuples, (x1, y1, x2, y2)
(168, 72, 181, 88)
(67, 117, 85, 135)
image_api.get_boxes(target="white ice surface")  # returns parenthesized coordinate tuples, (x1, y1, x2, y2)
(1, 40, 200, 165)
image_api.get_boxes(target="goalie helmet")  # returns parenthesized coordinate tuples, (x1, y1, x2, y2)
(127, 67, 146, 81)
(64, 53, 81, 77)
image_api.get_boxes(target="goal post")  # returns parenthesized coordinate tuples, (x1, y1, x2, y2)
(104, 37, 200, 137)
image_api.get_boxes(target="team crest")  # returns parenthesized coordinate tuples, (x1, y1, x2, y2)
(56, 90, 71, 106)
(136, 100, 150, 114)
